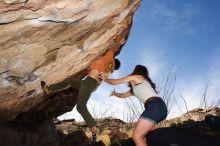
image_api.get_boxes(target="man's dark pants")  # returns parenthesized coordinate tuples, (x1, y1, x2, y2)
(50, 76, 98, 127)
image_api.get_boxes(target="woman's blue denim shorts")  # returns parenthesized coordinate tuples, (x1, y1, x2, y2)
(140, 98, 167, 124)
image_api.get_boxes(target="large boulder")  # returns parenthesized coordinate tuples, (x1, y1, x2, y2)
(0, 0, 141, 123)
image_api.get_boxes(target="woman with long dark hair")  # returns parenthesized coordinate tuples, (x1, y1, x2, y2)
(99, 65, 167, 146)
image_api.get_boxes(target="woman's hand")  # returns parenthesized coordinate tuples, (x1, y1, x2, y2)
(110, 89, 117, 97)
(110, 89, 126, 98)
(98, 72, 108, 81)
(110, 90, 133, 98)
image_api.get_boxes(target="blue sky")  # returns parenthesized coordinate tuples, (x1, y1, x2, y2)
(59, 0, 220, 121)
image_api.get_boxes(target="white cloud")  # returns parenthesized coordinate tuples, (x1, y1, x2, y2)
(135, 44, 220, 119)
(147, 2, 200, 35)
(206, 47, 220, 106)
(150, 3, 178, 24)
(138, 47, 167, 79)
(169, 47, 220, 118)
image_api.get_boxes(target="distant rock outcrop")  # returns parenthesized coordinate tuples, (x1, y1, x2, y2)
(179, 106, 220, 122)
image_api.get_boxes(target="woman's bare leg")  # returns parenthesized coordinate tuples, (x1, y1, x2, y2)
(132, 118, 155, 146)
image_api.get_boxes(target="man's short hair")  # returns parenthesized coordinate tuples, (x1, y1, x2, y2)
(114, 59, 121, 70)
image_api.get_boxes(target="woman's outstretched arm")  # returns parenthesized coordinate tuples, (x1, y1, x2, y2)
(111, 89, 133, 98)
(99, 72, 134, 85)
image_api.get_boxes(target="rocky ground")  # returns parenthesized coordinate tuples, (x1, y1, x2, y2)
(55, 106, 220, 146)
(0, 106, 219, 146)
(55, 117, 133, 146)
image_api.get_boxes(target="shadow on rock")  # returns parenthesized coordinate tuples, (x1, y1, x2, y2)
(60, 129, 105, 146)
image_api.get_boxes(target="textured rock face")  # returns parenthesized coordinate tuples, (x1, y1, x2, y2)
(180, 106, 220, 122)
(0, 0, 141, 123)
